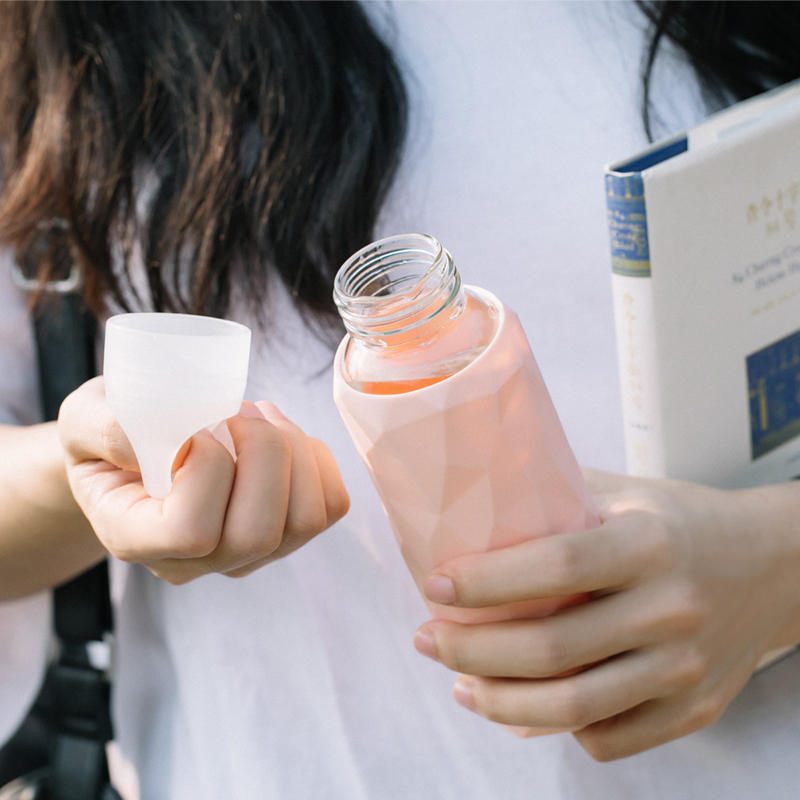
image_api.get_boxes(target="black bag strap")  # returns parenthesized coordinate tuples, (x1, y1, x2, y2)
(32, 288, 115, 799)
(34, 292, 112, 642)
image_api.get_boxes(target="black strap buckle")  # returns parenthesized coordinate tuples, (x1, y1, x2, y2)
(49, 662, 112, 743)
(9, 218, 82, 294)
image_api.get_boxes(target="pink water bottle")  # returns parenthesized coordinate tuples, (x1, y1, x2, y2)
(333, 234, 599, 623)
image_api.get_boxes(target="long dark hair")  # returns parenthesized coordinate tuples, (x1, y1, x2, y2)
(0, 1, 407, 340)
(1, 1, 796, 335)
(638, 1, 800, 140)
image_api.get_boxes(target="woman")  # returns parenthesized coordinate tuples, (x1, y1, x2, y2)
(1, 1, 800, 798)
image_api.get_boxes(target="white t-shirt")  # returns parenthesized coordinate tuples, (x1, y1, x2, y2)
(3, 3, 800, 799)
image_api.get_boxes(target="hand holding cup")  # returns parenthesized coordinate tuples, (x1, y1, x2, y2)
(58, 313, 349, 583)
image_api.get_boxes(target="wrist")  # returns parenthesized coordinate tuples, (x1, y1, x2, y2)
(734, 482, 800, 650)
(0, 422, 104, 599)
(11, 422, 82, 514)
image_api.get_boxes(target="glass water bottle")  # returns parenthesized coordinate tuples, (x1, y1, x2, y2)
(333, 234, 598, 623)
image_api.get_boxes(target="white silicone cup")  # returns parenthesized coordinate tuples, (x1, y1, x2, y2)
(104, 313, 251, 499)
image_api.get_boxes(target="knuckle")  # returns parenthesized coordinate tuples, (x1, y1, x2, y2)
(223, 558, 272, 579)
(532, 624, 570, 675)
(665, 583, 707, 635)
(686, 695, 725, 732)
(221, 526, 274, 562)
(163, 524, 219, 559)
(554, 683, 591, 728)
(147, 566, 193, 586)
(262, 523, 285, 554)
(223, 567, 250, 579)
(288, 506, 329, 541)
(644, 516, 675, 570)
(237, 422, 291, 468)
(474, 684, 506, 724)
(108, 544, 137, 564)
(547, 538, 583, 589)
(97, 528, 136, 564)
(179, 537, 216, 559)
(673, 646, 710, 690)
(436, 626, 471, 674)
(253, 526, 284, 560)
(262, 426, 292, 462)
(576, 730, 618, 763)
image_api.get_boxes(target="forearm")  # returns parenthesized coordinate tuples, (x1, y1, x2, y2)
(0, 422, 106, 600)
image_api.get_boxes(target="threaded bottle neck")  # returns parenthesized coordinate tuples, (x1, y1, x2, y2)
(333, 233, 463, 344)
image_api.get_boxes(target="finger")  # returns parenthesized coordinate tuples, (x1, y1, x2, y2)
(573, 689, 728, 762)
(223, 433, 349, 578)
(255, 402, 329, 541)
(154, 405, 294, 578)
(59, 376, 139, 471)
(417, 587, 661, 678)
(452, 648, 688, 730)
(424, 515, 658, 608)
(212, 405, 293, 569)
(310, 437, 350, 525)
(88, 430, 233, 562)
(226, 403, 331, 571)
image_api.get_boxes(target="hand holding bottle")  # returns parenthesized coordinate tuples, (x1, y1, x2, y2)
(59, 377, 350, 583)
(412, 470, 800, 760)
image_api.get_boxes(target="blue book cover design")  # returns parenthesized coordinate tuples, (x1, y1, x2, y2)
(605, 137, 688, 278)
(605, 173, 650, 277)
(747, 329, 800, 460)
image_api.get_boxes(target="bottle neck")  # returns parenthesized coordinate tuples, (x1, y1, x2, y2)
(333, 233, 464, 348)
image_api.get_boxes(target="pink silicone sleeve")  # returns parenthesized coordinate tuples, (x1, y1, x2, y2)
(334, 288, 599, 623)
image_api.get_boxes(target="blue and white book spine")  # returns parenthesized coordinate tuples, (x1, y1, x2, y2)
(607, 142, 680, 478)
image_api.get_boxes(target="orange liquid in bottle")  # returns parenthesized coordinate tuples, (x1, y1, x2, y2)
(344, 292, 496, 395)
(356, 373, 454, 395)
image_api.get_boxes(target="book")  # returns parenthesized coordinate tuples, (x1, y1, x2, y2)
(606, 83, 800, 672)
(606, 80, 800, 489)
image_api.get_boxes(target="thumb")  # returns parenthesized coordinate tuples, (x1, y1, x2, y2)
(59, 376, 140, 472)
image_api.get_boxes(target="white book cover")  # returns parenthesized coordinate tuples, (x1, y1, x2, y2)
(606, 80, 800, 489)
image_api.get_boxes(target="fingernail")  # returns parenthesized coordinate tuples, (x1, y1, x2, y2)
(413, 628, 438, 661)
(240, 401, 264, 420)
(171, 439, 192, 472)
(453, 677, 476, 711)
(256, 401, 288, 423)
(425, 574, 456, 605)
